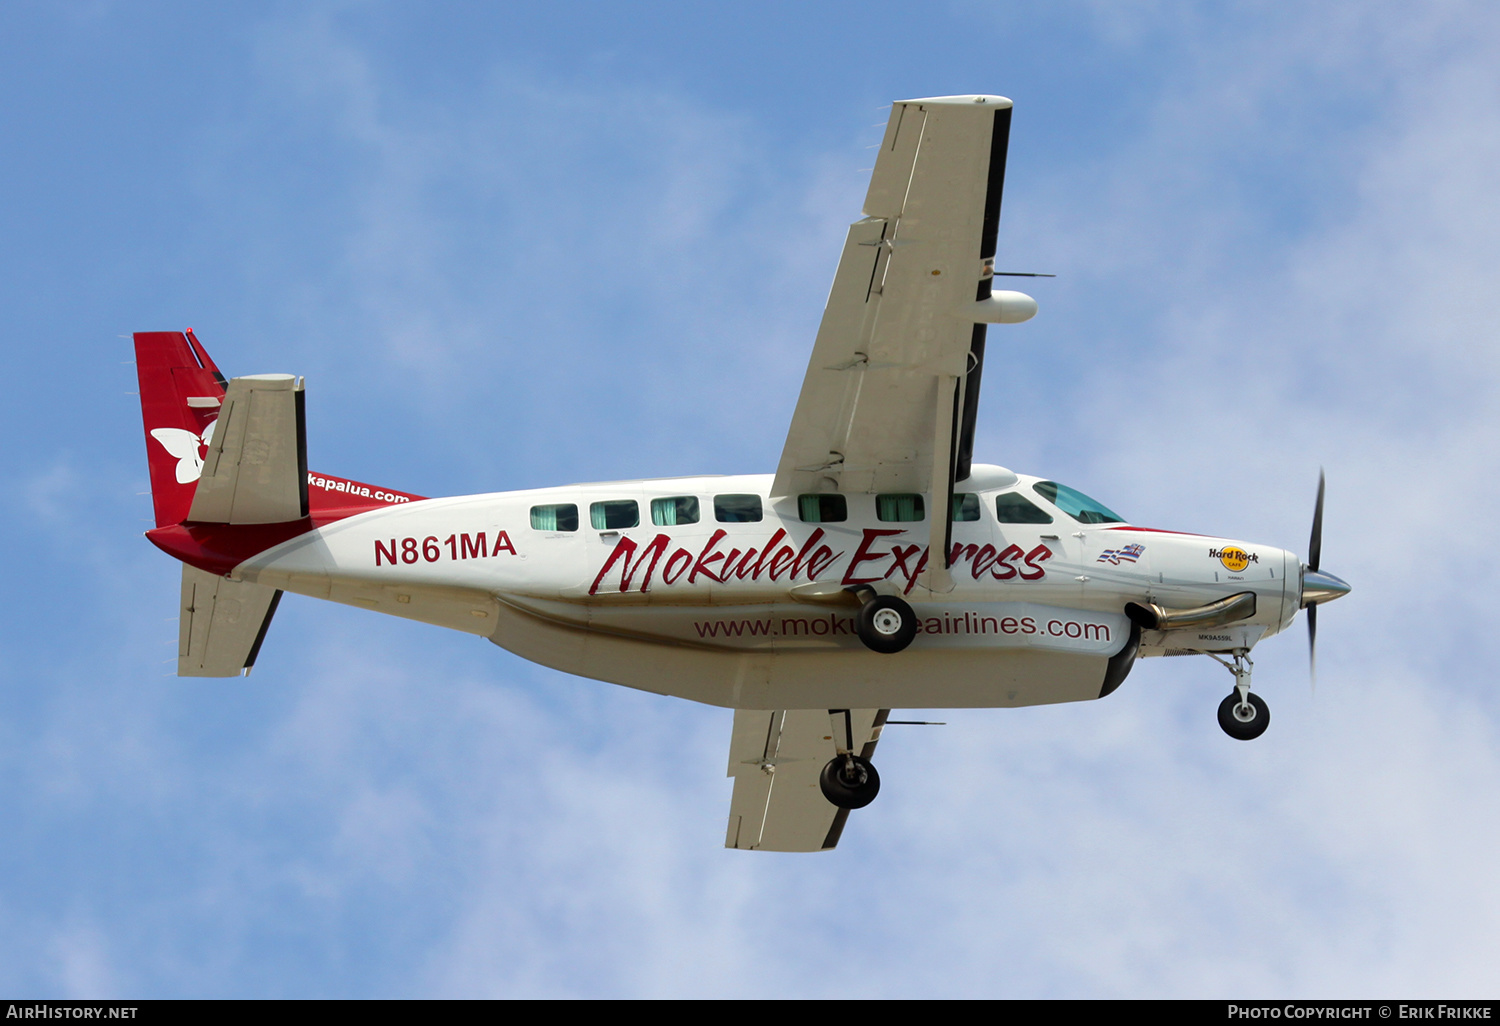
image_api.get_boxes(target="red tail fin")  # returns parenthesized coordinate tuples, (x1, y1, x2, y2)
(135, 330, 226, 527)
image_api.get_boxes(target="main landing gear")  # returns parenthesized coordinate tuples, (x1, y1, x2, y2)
(1210, 650, 1270, 741)
(851, 589, 917, 654)
(820, 754, 881, 809)
(819, 709, 881, 809)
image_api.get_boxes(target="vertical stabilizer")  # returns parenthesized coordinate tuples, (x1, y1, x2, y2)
(134, 330, 227, 527)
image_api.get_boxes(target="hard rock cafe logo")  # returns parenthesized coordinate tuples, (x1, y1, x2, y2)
(1210, 546, 1257, 573)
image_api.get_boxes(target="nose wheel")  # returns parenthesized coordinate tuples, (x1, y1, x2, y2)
(1209, 650, 1270, 741)
(1217, 690, 1269, 740)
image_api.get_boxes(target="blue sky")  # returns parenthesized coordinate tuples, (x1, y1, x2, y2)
(3, 1, 1499, 997)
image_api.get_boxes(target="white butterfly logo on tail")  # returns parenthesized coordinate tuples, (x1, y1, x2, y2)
(150, 418, 218, 484)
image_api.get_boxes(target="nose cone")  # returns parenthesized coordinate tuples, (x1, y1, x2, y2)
(1301, 567, 1351, 607)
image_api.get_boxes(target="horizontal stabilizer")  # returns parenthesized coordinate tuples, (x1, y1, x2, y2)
(179, 565, 281, 677)
(189, 374, 308, 524)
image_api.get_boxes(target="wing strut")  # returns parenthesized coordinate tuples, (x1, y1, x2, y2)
(926, 375, 959, 590)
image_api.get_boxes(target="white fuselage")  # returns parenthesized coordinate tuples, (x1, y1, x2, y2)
(236, 465, 1298, 710)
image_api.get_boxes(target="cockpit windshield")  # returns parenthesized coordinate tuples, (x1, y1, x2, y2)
(1033, 481, 1125, 525)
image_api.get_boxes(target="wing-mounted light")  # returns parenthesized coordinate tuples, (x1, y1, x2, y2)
(970, 291, 1037, 324)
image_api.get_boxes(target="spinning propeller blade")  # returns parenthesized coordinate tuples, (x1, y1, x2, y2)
(1308, 469, 1324, 684)
(1300, 470, 1350, 686)
(1309, 469, 1325, 573)
(1308, 602, 1318, 689)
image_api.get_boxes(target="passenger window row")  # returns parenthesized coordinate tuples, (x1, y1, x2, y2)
(530, 489, 1055, 531)
(530, 494, 764, 532)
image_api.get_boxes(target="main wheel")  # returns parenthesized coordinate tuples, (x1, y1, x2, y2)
(856, 595, 917, 654)
(819, 754, 881, 809)
(1217, 691, 1270, 741)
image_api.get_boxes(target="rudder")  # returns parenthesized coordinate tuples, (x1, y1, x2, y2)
(135, 330, 227, 527)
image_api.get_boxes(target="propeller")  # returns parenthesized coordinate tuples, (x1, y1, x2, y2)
(1307, 470, 1324, 684)
(1309, 470, 1324, 575)
(1300, 469, 1351, 686)
(1308, 603, 1318, 687)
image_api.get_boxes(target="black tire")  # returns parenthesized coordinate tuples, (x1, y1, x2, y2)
(1217, 691, 1270, 741)
(856, 595, 917, 654)
(819, 755, 881, 809)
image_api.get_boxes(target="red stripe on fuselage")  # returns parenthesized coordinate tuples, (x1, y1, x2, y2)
(149, 473, 427, 576)
(148, 517, 328, 577)
(1103, 525, 1210, 537)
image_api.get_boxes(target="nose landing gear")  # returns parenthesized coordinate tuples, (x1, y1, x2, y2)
(1210, 650, 1270, 741)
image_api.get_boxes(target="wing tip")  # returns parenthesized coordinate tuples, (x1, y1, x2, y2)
(897, 94, 1012, 109)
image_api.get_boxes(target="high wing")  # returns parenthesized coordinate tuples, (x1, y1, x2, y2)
(770, 95, 1031, 585)
(725, 708, 886, 852)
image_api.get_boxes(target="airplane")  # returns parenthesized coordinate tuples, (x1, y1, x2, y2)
(132, 94, 1350, 852)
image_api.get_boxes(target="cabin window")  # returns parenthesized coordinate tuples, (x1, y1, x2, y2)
(1033, 481, 1124, 525)
(589, 499, 639, 530)
(714, 494, 763, 523)
(530, 503, 578, 532)
(995, 492, 1053, 525)
(950, 493, 980, 522)
(876, 493, 925, 522)
(798, 494, 847, 523)
(651, 496, 700, 526)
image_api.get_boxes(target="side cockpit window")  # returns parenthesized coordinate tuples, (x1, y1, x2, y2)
(995, 492, 1053, 524)
(950, 493, 980, 522)
(1033, 481, 1124, 525)
(530, 503, 579, 531)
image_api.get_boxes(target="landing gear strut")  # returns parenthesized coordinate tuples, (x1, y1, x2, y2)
(1210, 650, 1270, 741)
(852, 591, 917, 654)
(819, 709, 882, 809)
